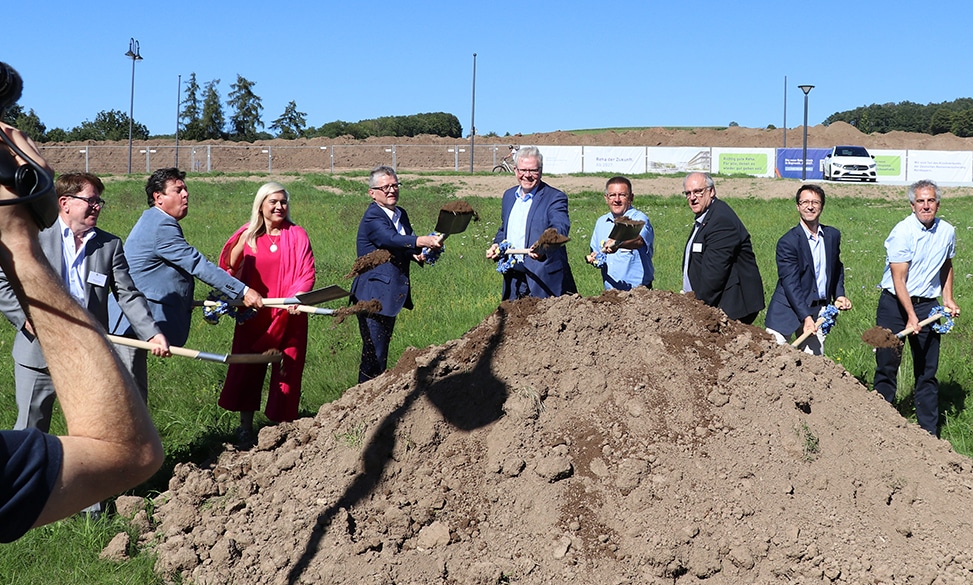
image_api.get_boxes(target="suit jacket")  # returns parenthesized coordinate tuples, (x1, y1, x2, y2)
(684, 198, 764, 320)
(350, 202, 421, 318)
(493, 181, 577, 300)
(764, 223, 845, 335)
(118, 207, 246, 346)
(0, 224, 161, 369)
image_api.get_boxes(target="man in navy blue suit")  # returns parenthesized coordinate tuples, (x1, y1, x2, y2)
(765, 184, 852, 354)
(351, 166, 442, 383)
(486, 146, 576, 300)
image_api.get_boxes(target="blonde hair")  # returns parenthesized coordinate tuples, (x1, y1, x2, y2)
(243, 182, 291, 250)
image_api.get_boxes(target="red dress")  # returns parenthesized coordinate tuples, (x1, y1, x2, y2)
(217, 222, 315, 422)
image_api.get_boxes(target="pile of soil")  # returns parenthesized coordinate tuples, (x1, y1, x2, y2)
(139, 289, 973, 584)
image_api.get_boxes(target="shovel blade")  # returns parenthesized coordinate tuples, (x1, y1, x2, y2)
(434, 208, 476, 235)
(295, 285, 350, 305)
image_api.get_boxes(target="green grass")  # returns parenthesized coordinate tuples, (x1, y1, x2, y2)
(4, 172, 973, 581)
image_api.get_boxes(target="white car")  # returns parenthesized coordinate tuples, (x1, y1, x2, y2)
(823, 146, 877, 182)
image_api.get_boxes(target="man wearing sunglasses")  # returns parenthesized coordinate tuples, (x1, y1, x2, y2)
(681, 172, 764, 324)
(0, 173, 170, 433)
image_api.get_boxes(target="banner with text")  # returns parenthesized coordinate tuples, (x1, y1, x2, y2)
(870, 150, 906, 181)
(775, 148, 829, 180)
(906, 150, 973, 183)
(711, 148, 776, 178)
(536, 146, 583, 174)
(582, 146, 646, 174)
(645, 147, 711, 174)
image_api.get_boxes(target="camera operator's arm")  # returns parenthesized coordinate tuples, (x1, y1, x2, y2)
(0, 122, 163, 526)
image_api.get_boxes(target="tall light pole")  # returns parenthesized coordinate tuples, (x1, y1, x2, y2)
(469, 52, 477, 174)
(782, 75, 787, 149)
(125, 38, 143, 175)
(175, 74, 181, 167)
(798, 84, 814, 181)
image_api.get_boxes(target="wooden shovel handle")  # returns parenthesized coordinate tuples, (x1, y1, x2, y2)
(896, 313, 943, 338)
(790, 316, 826, 347)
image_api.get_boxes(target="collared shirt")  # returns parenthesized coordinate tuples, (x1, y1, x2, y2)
(378, 205, 406, 236)
(506, 186, 535, 254)
(590, 207, 654, 290)
(801, 222, 828, 300)
(683, 210, 709, 293)
(58, 217, 95, 304)
(879, 213, 956, 298)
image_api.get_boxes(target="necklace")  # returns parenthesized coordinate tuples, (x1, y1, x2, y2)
(267, 232, 280, 253)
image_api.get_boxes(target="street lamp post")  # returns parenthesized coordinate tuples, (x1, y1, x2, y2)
(469, 53, 476, 174)
(798, 84, 814, 181)
(125, 38, 143, 175)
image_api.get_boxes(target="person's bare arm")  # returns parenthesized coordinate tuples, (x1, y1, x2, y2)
(0, 122, 163, 526)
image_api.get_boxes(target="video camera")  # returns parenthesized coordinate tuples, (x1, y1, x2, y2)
(0, 61, 57, 228)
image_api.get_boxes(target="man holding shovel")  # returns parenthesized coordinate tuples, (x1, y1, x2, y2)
(765, 184, 852, 354)
(873, 180, 959, 437)
(486, 146, 576, 300)
(586, 176, 654, 290)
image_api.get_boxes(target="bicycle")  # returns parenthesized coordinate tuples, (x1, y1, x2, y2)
(492, 145, 518, 173)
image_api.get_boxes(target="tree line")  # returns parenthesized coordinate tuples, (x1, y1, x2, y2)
(824, 98, 973, 137)
(0, 72, 463, 143)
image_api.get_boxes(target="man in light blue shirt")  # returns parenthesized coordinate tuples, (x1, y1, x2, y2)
(585, 176, 654, 290)
(873, 179, 960, 437)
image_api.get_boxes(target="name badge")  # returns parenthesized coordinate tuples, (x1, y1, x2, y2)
(87, 271, 108, 287)
(692, 243, 703, 253)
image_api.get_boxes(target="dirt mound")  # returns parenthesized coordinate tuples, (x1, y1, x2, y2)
(142, 289, 973, 584)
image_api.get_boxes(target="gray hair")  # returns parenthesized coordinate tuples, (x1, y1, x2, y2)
(908, 179, 940, 203)
(369, 165, 398, 188)
(514, 146, 543, 171)
(683, 172, 715, 191)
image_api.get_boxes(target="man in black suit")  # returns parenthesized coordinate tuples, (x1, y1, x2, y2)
(765, 184, 852, 353)
(681, 172, 764, 324)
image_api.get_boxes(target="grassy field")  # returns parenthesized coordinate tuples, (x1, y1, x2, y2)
(3, 171, 973, 582)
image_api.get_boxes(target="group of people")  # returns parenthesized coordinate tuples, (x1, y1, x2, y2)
(0, 130, 959, 543)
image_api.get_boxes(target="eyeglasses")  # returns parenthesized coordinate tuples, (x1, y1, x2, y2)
(370, 182, 401, 194)
(516, 168, 540, 176)
(797, 199, 822, 208)
(682, 187, 711, 198)
(67, 194, 107, 208)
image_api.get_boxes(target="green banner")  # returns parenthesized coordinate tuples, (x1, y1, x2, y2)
(874, 155, 901, 176)
(719, 153, 768, 175)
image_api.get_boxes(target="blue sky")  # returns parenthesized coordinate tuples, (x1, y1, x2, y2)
(7, 0, 973, 137)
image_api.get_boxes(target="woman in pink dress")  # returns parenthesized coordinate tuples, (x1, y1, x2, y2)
(217, 182, 315, 443)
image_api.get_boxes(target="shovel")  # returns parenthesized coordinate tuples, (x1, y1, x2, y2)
(206, 285, 349, 307)
(422, 202, 479, 258)
(198, 300, 336, 316)
(604, 218, 645, 250)
(791, 316, 826, 347)
(502, 228, 571, 255)
(107, 334, 283, 364)
(861, 312, 945, 349)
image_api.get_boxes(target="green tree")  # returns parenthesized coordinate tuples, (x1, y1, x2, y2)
(270, 101, 307, 139)
(227, 75, 263, 142)
(179, 73, 205, 140)
(2, 104, 47, 143)
(950, 109, 973, 138)
(69, 109, 147, 141)
(929, 108, 955, 135)
(46, 127, 68, 142)
(199, 79, 226, 140)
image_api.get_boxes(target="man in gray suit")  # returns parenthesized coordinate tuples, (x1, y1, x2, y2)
(0, 173, 171, 432)
(114, 168, 262, 372)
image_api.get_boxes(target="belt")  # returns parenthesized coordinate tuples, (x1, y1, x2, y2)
(882, 289, 936, 304)
(809, 299, 829, 307)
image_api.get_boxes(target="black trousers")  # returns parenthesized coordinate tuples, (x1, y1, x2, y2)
(873, 293, 941, 436)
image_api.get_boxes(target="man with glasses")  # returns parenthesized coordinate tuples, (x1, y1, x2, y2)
(765, 184, 852, 353)
(585, 176, 654, 290)
(681, 172, 764, 323)
(351, 166, 442, 382)
(486, 145, 576, 300)
(873, 180, 959, 437)
(0, 172, 171, 438)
